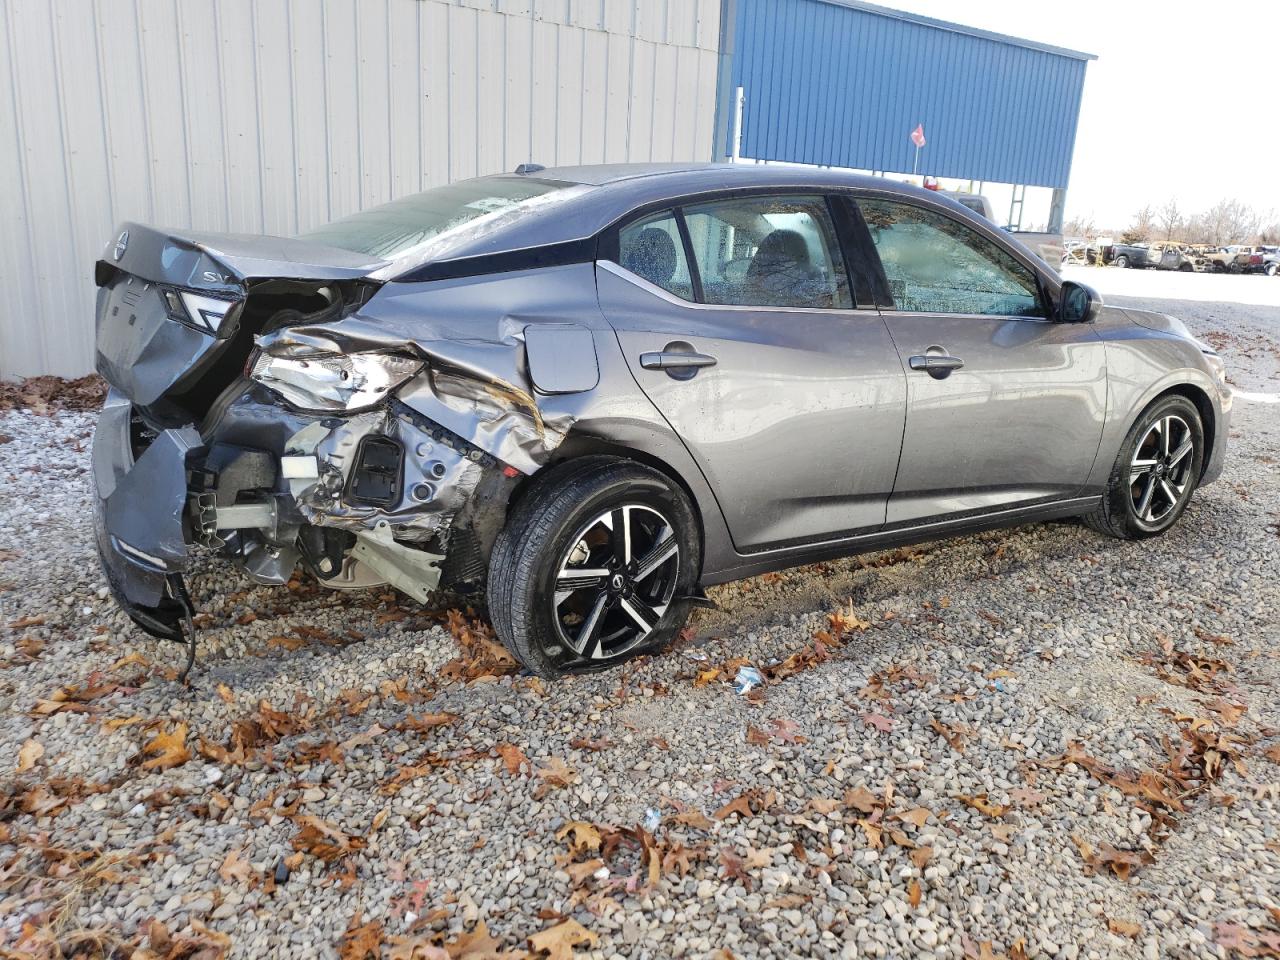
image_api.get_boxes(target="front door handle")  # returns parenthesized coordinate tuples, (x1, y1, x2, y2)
(908, 354, 964, 379)
(640, 350, 718, 371)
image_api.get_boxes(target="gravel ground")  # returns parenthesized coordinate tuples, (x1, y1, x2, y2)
(1, 284, 1277, 959)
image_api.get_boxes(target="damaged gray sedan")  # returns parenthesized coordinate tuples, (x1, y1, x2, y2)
(93, 163, 1230, 677)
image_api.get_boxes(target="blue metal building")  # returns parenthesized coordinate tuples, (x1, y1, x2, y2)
(714, 0, 1095, 230)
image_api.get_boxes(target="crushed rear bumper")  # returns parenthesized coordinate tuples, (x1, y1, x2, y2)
(92, 389, 203, 640)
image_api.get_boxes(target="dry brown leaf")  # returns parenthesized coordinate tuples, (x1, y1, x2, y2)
(340, 723, 387, 752)
(338, 911, 384, 960)
(292, 815, 366, 863)
(862, 712, 894, 734)
(957, 793, 1009, 818)
(990, 823, 1017, 843)
(908, 878, 922, 908)
(385, 936, 450, 960)
(556, 821, 602, 857)
(808, 797, 841, 815)
(527, 918, 597, 960)
(843, 785, 880, 813)
(719, 848, 753, 889)
(716, 793, 752, 824)
(141, 723, 192, 770)
(1008, 786, 1046, 807)
(930, 717, 967, 753)
(535, 758, 577, 789)
(568, 735, 612, 751)
(910, 845, 933, 868)
(859, 819, 883, 850)
(17, 739, 43, 772)
(101, 714, 144, 731)
(564, 858, 605, 885)
(496, 743, 530, 776)
(765, 717, 807, 744)
(1108, 918, 1141, 938)
(216, 683, 235, 704)
(894, 807, 931, 829)
(437, 920, 519, 959)
(111, 651, 150, 671)
(672, 809, 714, 830)
(370, 807, 391, 833)
(219, 847, 253, 885)
(401, 712, 460, 732)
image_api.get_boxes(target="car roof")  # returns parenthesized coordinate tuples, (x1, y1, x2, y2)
(529, 161, 891, 192)
(389, 162, 1057, 282)
(417, 163, 963, 266)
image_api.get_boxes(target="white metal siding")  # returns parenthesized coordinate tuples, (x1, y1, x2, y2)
(0, 0, 721, 378)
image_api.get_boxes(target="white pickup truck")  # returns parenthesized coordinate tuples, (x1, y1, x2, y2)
(944, 192, 1065, 269)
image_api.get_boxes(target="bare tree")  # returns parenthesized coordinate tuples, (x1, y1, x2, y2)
(1121, 205, 1156, 244)
(1063, 213, 1096, 238)
(1253, 209, 1280, 244)
(1157, 199, 1182, 240)
(1200, 198, 1259, 244)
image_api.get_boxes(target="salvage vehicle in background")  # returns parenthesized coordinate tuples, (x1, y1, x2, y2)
(1104, 241, 1205, 271)
(1262, 247, 1280, 276)
(1203, 245, 1266, 273)
(943, 191, 1064, 267)
(93, 164, 1231, 677)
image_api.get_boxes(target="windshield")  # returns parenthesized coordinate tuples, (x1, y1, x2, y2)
(300, 177, 569, 259)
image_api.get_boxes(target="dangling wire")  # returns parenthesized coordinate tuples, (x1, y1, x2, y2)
(178, 598, 197, 685)
(165, 573, 198, 684)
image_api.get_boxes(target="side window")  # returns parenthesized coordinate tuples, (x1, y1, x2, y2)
(617, 211, 693, 300)
(682, 195, 852, 309)
(859, 199, 1044, 318)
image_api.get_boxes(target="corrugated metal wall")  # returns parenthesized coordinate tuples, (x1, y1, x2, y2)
(0, 0, 721, 379)
(727, 0, 1089, 189)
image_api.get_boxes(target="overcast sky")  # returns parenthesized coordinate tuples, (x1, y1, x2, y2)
(877, 0, 1280, 230)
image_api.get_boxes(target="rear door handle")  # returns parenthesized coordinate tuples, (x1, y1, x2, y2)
(640, 350, 718, 371)
(908, 354, 964, 379)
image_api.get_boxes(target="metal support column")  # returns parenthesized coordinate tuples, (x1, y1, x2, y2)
(1048, 187, 1067, 234)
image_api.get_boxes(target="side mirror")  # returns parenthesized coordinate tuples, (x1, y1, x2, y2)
(1058, 280, 1101, 323)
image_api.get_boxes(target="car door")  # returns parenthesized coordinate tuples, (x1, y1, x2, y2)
(597, 194, 907, 551)
(854, 197, 1107, 526)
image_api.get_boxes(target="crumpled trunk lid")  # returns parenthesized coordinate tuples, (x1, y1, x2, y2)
(94, 222, 386, 416)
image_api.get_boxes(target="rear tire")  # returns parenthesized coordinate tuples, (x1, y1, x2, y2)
(1084, 395, 1204, 540)
(1114, 255, 1129, 268)
(488, 458, 701, 677)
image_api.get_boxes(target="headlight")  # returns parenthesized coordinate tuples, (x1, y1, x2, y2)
(250, 352, 423, 411)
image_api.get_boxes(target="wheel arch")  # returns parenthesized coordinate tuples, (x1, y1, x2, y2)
(1151, 383, 1216, 479)
(498, 424, 736, 583)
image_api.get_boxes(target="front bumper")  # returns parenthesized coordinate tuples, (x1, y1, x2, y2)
(92, 389, 203, 640)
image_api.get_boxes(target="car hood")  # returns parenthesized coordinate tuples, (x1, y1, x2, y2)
(1121, 308, 1195, 340)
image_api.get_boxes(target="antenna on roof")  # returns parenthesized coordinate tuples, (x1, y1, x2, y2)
(514, 163, 545, 176)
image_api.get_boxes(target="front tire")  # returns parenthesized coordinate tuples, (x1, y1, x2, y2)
(488, 458, 701, 676)
(1084, 395, 1204, 540)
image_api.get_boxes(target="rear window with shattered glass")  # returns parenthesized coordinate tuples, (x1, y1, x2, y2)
(859, 199, 1044, 318)
(299, 177, 570, 259)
